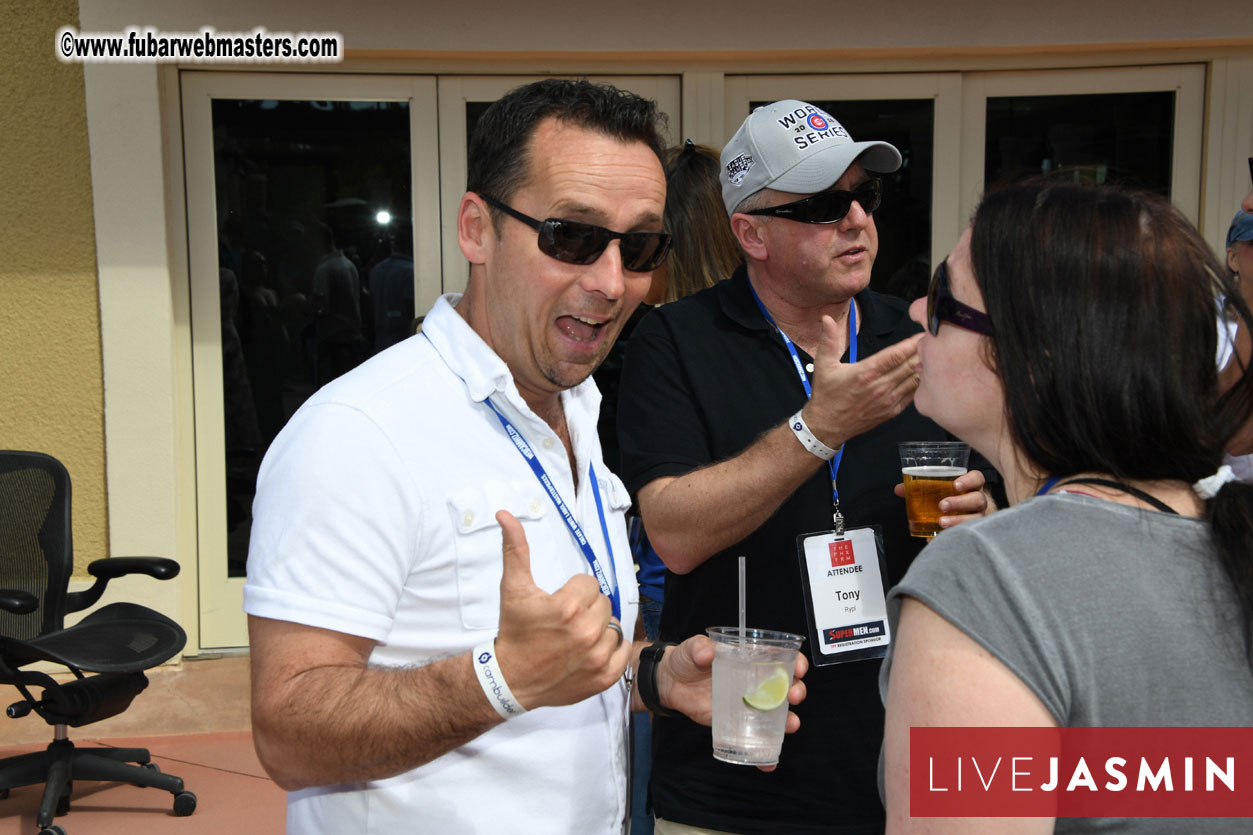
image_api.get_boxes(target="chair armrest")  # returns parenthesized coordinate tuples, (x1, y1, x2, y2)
(65, 557, 182, 613)
(87, 557, 181, 582)
(0, 589, 38, 615)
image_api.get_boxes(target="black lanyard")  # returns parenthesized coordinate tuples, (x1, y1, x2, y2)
(1037, 476, 1178, 515)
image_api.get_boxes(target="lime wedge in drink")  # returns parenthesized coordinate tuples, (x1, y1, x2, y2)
(742, 666, 790, 712)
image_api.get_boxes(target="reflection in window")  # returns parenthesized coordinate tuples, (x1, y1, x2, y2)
(211, 99, 412, 576)
(984, 92, 1175, 195)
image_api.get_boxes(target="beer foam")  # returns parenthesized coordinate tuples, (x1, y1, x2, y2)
(901, 466, 967, 478)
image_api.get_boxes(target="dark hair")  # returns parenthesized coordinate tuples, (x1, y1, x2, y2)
(660, 142, 743, 302)
(466, 78, 667, 233)
(970, 182, 1253, 640)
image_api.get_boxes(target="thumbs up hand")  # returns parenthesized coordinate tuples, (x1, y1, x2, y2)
(492, 511, 632, 710)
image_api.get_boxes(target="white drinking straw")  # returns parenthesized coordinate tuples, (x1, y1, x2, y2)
(738, 556, 747, 642)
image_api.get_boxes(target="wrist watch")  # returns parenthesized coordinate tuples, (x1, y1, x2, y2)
(637, 641, 678, 717)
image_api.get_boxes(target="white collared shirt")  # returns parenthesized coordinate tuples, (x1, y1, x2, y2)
(244, 294, 639, 834)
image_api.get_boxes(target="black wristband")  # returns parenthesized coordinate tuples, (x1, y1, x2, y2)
(638, 641, 678, 718)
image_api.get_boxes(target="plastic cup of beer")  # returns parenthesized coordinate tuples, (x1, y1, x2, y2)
(706, 626, 803, 766)
(898, 441, 971, 539)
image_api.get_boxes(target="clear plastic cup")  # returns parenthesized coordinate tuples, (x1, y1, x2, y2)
(898, 441, 970, 539)
(706, 626, 803, 766)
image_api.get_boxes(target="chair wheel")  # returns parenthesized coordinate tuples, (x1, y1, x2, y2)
(54, 792, 70, 816)
(143, 762, 161, 774)
(39, 826, 66, 835)
(173, 790, 197, 817)
(0, 787, 8, 799)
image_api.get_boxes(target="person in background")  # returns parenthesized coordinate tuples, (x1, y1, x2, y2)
(368, 222, 416, 354)
(596, 140, 744, 474)
(1227, 209, 1253, 303)
(594, 138, 746, 835)
(310, 221, 363, 385)
(632, 139, 745, 639)
(655, 140, 744, 304)
(597, 140, 746, 632)
(881, 181, 1253, 834)
(1221, 166, 1253, 472)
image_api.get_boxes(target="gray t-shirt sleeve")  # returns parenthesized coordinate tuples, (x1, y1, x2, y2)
(881, 518, 1073, 724)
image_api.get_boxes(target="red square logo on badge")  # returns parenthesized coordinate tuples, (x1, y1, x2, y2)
(829, 540, 855, 567)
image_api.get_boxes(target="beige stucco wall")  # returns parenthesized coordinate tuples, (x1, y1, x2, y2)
(0, 0, 107, 575)
(68, 0, 1253, 51)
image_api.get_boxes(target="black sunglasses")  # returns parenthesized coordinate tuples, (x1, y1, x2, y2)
(746, 178, 882, 224)
(481, 195, 671, 273)
(927, 260, 995, 337)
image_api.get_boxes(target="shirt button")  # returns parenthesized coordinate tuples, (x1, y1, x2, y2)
(529, 499, 542, 515)
(805, 362, 815, 373)
(462, 511, 475, 527)
(541, 438, 555, 450)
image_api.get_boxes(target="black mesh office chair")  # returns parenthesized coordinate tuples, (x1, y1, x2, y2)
(0, 451, 196, 834)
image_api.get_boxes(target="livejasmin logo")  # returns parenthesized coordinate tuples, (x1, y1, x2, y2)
(910, 727, 1253, 818)
(928, 751, 1234, 793)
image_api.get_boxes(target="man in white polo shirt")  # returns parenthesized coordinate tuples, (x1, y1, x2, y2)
(243, 79, 806, 834)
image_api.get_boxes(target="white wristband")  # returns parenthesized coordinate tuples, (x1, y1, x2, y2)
(472, 640, 527, 720)
(788, 409, 838, 461)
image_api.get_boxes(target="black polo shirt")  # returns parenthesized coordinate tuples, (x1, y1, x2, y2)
(618, 267, 965, 834)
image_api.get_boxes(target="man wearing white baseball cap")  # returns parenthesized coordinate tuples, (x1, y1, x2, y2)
(618, 100, 993, 834)
(719, 100, 902, 217)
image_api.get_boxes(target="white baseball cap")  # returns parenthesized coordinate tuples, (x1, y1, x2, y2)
(720, 100, 902, 216)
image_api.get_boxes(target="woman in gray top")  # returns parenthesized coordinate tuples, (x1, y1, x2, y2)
(880, 182, 1253, 834)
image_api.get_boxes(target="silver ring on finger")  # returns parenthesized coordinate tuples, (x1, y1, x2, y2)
(605, 621, 624, 648)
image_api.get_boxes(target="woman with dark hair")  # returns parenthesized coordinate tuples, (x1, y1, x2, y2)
(595, 142, 743, 470)
(654, 140, 744, 303)
(880, 182, 1253, 833)
(590, 139, 736, 835)
(596, 140, 745, 835)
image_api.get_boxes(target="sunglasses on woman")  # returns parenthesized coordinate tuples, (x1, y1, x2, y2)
(927, 260, 995, 337)
(746, 178, 882, 224)
(482, 195, 672, 273)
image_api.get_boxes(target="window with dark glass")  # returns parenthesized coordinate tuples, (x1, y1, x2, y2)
(210, 98, 412, 576)
(983, 91, 1175, 195)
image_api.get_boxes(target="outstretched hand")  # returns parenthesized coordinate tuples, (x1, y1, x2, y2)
(655, 636, 808, 773)
(493, 511, 633, 710)
(805, 316, 922, 447)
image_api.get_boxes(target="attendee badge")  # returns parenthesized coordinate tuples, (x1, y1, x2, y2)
(796, 527, 891, 666)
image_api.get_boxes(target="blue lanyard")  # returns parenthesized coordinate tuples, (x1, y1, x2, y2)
(481, 397, 621, 620)
(1036, 476, 1061, 496)
(748, 284, 856, 529)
